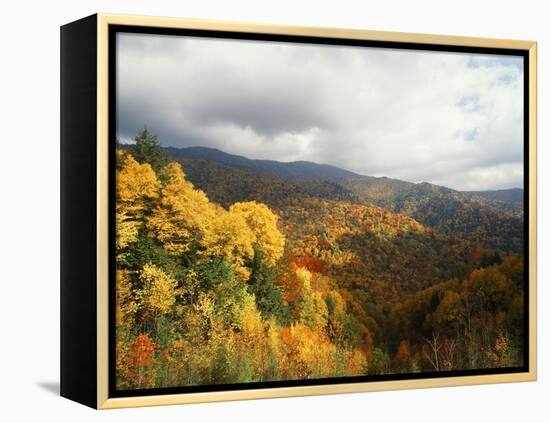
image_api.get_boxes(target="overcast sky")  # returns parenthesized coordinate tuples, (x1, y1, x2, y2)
(116, 33, 524, 191)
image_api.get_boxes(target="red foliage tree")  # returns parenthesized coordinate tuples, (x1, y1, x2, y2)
(125, 334, 159, 389)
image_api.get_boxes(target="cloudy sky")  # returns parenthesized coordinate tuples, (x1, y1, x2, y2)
(116, 32, 524, 191)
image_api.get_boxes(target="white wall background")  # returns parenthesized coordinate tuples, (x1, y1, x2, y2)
(1, 0, 546, 421)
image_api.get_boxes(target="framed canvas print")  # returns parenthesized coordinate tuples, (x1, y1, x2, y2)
(60, 14, 537, 409)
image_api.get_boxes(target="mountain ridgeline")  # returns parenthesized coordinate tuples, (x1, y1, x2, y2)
(165, 146, 366, 181)
(463, 188, 524, 208)
(165, 145, 524, 255)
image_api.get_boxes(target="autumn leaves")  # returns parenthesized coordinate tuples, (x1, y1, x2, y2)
(117, 149, 284, 280)
(115, 146, 367, 389)
(114, 131, 524, 391)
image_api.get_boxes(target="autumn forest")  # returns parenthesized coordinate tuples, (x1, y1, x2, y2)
(115, 129, 525, 391)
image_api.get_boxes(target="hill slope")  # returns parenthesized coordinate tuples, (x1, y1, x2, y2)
(117, 141, 526, 379)
(165, 146, 523, 255)
(340, 178, 524, 254)
(175, 157, 477, 301)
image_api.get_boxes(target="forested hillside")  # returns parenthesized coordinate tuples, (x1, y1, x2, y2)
(167, 145, 524, 255)
(341, 178, 524, 255)
(463, 188, 524, 209)
(176, 158, 360, 208)
(115, 130, 525, 390)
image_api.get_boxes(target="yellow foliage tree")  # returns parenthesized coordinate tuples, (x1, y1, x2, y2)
(116, 150, 160, 249)
(284, 323, 336, 379)
(296, 267, 328, 331)
(136, 263, 177, 318)
(229, 201, 285, 267)
(237, 294, 268, 379)
(265, 318, 285, 380)
(327, 290, 346, 317)
(326, 289, 347, 344)
(116, 269, 137, 325)
(147, 162, 217, 256)
(115, 269, 137, 390)
(296, 267, 312, 288)
(117, 150, 159, 212)
(201, 211, 256, 280)
(116, 210, 139, 251)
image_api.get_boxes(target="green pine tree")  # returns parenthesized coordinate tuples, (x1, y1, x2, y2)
(132, 127, 170, 173)
(248, 248, 288, 324)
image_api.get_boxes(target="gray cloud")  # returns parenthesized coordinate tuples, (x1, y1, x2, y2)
(116, 33, 524, 191)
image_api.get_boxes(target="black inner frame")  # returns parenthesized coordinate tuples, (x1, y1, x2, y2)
(108, 24, 530, 398)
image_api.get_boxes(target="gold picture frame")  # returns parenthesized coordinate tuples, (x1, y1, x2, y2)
(60, 13, 537, 409)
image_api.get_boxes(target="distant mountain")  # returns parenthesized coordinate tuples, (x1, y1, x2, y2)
(164, 147, 521, 208)
(162, 145, 524, 255)
(165, 146, 369, 182)
(463, 188, 524, 209)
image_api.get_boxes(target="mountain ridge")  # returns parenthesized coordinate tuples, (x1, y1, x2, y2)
(165, 146, 370, 183)
(163, 145, 522, 205)
(463, 188, 524, 207)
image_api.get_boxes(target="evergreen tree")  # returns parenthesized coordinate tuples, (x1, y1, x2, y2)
(132, 127, 170, 173)
(248, 248, 287, 323)
(122, 228, 176, 272)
